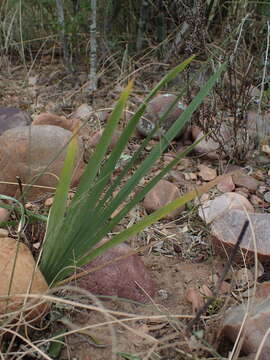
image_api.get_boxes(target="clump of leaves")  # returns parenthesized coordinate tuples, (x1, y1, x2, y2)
(39, 57, 226, 285)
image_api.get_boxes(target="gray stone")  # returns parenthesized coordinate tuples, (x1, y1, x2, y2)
(211, 210, 270, 262)
(198, 193, 254, 224)
(221, 297, 270, 359)
(136, 94, 187, 139)
(0, 107, 31, 135)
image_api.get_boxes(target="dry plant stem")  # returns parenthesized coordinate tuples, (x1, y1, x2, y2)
(258, 19, 270, 114)
(186, 220, 249, 333)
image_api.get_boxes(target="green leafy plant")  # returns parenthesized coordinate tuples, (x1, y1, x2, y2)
(39, 57, 226, 285)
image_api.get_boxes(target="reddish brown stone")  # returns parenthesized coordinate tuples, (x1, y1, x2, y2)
(143, 180, 184, 220)
(217, 175, 235, 192)
(75, 242, 155, 303)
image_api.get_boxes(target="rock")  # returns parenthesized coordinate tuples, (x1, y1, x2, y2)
(221, 297, 270, 359)
(261, 143, 270, 158)
(72, 103, 93, 121)
(247, 111, 270, 138)
(143, 180, 184, 220)
(0, 237, 49, 322)
(211, 210, 270, 263)
(184, 172, 197, 181)
(96, 110, 109, 123)
(264, 191, 270, 203)
(0, 229, 8, 238)
(136, 94, 187, 138)
(217, 175, 235, 192)
(255, 282, 270, 298)
(232, 173, 260, 192)
(194, 125, 231, 159)
(0, 126, 84, 200)
(198, 192, 254, 224)
(234, 268, 254, 289)
(191, 125, 202, 140)
(85, 129, 121, 150)
(167, 170, 186, 186)
(0, 107, 31, 135)
(32, 112, 82, 133)
(0, 204, 9, 224)
(76, 241, 155, 303)
(250, 194, 266, 208)
(44, 197, 54, 207)
(198, 164, 217, 181)
(235, 188, 250, 198)
(194, 131, 224, 159)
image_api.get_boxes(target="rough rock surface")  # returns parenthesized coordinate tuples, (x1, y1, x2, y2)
(221, 297, 270, 359)
(194, 127, 230, 159)
(0, 237, 49, 321)
(72, 103, 93, 121)
(198, 164, 217, 181)
(86, 129, 121, 150)
(0, 205, 9, 224)
(211, 210, 270, 262)
(0, 125, 84, 200)
(76, 242, 155, 303)
(232, 173, 260, 192)
(217, 174, 235, 192)
(198, 192, 254, 224)
(136, 94, 187, 138)
(0, 107, 31, 135)
(143, 179, 184, 220)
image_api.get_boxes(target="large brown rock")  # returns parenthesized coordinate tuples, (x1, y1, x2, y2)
(0, 125, 84, 200)
(76, 242, 155, 303)
(136, 94, 187, 139)
(0, 107, 31, 135)
(0, 237, 49, 322)
(221, 298, 270, 359)
(143, 179, 184, 220)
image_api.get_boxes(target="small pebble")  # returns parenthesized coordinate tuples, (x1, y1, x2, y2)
(158, 289, 169, 300)
(264, 191, 270, 203)
(45, 197, 54, 207)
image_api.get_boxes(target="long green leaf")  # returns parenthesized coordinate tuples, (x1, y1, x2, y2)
(40, 59, 226, 284)
(67, 57, 194, 228)
(40, 133, 77, 273)
(54, 58, 195, 261)
(93, 62, 226, 231)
